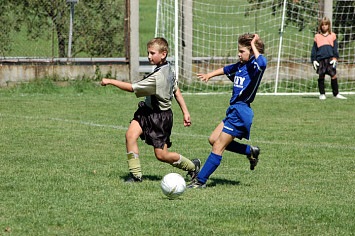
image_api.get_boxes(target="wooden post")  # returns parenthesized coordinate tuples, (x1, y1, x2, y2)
(128, 0, 139, 83)
(324, 0, 333, 25)
(179, 0, 193, 83)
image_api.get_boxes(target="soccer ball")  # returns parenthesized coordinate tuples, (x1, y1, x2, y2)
(161, 173, 186, 199)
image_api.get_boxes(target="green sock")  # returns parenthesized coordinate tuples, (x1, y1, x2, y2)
(127, 152, 142, 179)
(171, 155, 195, 171)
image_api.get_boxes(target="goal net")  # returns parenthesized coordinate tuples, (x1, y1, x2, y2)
(155, 0, 355, 94)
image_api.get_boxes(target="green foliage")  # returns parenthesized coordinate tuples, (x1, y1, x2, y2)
(94, 65, 103, 81)
(74, 1, 125, 57)
(2, 76, 108, 95)
(246, 0, 319, 32)
(333, 1, 355, 49)
(8, 77, 61, 94)
(1, 0, 125, 57)
(0, 86, 354, 234)
(254, 0, 354, 47)
(0, 2, 21, 56)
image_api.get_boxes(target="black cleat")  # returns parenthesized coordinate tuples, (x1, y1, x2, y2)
(186, 159, 201, 181)
(187, 179, 206, 189)
(247, 146, 260, 170)
(124, 173, 142, 183)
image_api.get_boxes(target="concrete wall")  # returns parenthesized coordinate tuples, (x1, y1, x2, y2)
(191, 58, 355, 83)
(0, 58, 130, 87)
(1, 58, 354, 87)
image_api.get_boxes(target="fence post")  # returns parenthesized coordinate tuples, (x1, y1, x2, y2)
(324, 0, 333, 25)
(129, 0, 139, 83)
(180, 0, 193, 83)
(67, 0, 79, 59)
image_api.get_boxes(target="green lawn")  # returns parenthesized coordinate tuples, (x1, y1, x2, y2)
(0, 82, 354, 235)
(140, 0, 157, 56)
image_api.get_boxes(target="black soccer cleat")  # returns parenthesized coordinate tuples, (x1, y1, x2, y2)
(247, 146, 260, 170)
(187, 179, 206, 189)
(186, 159, 201, 181)
(124, 173, 142, 183)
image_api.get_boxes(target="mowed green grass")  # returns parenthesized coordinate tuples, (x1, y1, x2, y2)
(0, 83, 354, 235)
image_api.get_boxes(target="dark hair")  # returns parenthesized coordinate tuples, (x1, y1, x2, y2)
(238, 33, 265, 54)
(147, 37, 169, 55)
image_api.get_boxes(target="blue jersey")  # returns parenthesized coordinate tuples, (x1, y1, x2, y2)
(223, 55, 267, 105)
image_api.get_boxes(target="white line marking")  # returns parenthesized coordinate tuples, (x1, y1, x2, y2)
(1, 113, 354, 150)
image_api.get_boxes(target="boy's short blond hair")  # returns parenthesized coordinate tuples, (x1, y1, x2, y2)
(318, 17, 332, 33)
(147, 37, 169, 55)
(238, 33, 265, 54)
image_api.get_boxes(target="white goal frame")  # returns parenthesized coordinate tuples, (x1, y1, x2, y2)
(155, 0, 355, 95)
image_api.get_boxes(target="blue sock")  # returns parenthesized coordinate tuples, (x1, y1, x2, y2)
(226, 141, 251, 155)
(245, 145, 251, 155)
(197, 152, 222, 183)
(226, 141, 250, 155)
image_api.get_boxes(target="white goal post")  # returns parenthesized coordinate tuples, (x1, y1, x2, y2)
(155, 0, 355, 95)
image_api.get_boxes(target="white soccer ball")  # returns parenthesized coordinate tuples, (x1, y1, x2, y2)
(161, 173, 186, 199)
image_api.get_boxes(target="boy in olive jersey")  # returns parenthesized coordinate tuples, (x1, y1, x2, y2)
(101, 37, 200, 182)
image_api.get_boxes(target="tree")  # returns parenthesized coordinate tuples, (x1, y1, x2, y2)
(246, 0, 354, 50)
(0, 0, 21, 57)
(73, 1, 125, 57)
(2, 0, 124, 57)
(333, 0, 355, 49)
(246, 0, 319, 32)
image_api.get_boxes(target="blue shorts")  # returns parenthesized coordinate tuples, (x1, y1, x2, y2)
(222, 102, 253, 140)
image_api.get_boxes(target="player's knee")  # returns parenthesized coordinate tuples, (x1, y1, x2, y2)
(154, 148, 163, 159)
(208, 136, 216, 146)
(155, 151, 168, 162)
(155, 155, 165, 162)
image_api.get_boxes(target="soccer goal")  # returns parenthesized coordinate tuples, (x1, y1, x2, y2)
(155, 0, 355, 95)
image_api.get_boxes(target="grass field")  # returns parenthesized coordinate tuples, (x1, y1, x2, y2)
(1, 81, 354, 235)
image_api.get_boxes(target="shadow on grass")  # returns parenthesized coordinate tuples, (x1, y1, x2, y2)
(142, 174, 163, 181)
(302, 96, 319, 99)
(121, 174, 249, 188)
(208, 177, 242, 187)
(121, 174, 162, 182)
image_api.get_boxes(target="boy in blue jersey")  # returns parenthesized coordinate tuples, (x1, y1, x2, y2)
(187, 33, 267, 189)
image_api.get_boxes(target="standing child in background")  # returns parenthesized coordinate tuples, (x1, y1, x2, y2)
(187, 33, 267, 189)
(101, 37, 200, 182)
(311, 17, 347, 100)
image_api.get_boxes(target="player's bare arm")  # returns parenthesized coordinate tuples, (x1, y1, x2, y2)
(251, 34, 260, 59)
(101, 78, 134, 92)
(174, 87, 191, 127)
(197, 68, 224, 82)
